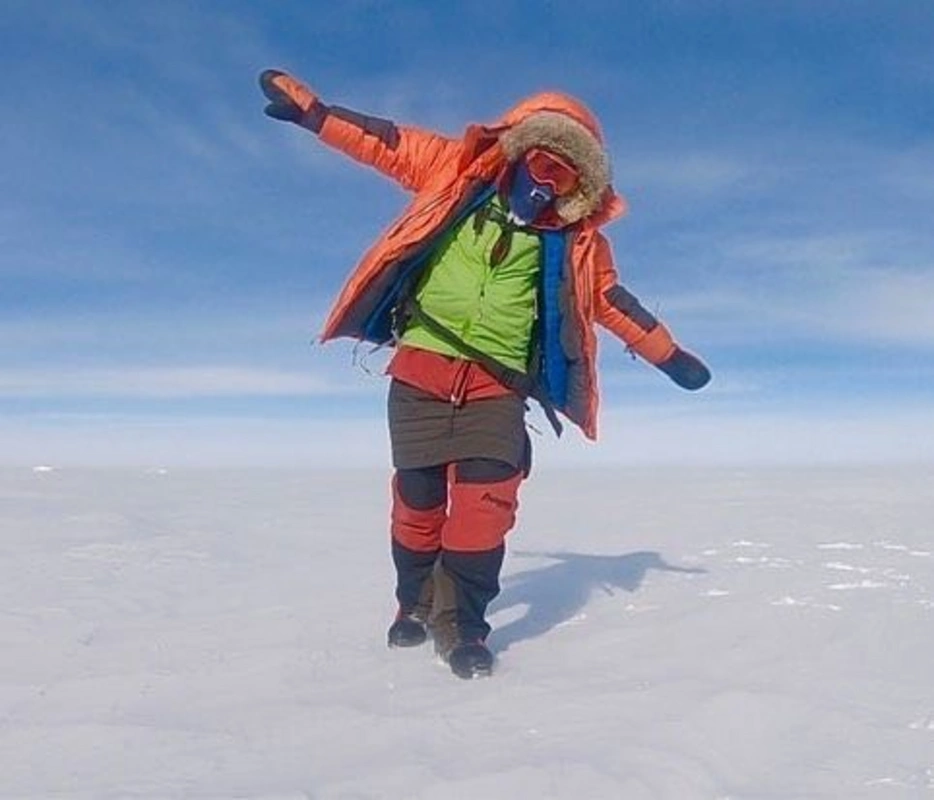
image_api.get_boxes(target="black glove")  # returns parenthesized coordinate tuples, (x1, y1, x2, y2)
(258, 69, 328, 131)
(658, 347, 711, 390)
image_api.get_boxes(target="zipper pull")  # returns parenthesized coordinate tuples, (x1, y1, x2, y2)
(473, 206, 489, 240)
(490, 229, 512, 266)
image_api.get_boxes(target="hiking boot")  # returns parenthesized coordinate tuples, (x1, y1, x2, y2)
(448, 640, 494, 679)
(387, 611, 427, 648)
(388, 560, 437, 649)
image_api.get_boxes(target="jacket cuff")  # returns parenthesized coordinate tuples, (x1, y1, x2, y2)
(632, 323, 676, 364)
(300, 102, 330, 134)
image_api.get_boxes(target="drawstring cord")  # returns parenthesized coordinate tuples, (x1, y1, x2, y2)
(352, 339, 390, 377)
(473, 201, 531, 268)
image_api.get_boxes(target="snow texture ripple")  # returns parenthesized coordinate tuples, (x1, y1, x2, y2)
(1, 466, 932, 798)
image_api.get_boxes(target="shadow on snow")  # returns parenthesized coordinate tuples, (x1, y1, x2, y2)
(488, 550, 705, 653)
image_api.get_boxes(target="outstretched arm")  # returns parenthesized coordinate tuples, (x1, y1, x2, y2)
(259, 69, 461, 192)
(590, 234, 711, 391)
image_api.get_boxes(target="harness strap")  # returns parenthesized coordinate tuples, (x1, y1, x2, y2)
(404, 300, 563, 437)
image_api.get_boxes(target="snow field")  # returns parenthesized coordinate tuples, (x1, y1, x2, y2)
(1, 466, 932, 798)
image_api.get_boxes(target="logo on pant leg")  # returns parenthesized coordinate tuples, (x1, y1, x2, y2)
(481, 492, 513, 511)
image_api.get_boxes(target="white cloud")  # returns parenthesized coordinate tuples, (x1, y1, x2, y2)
(816, 266, 934, 344)
(0, 414, 391, 469)
(659, 229, 934, 349)
(534, 404, 934, 467)
(0, 302, 340, 361)
(0, 216, 160, 281)
(3, 401, 931, 469)
(722, 232, 887, 275)
(616, 152, 753, 196)
(0, 366, 368, 399)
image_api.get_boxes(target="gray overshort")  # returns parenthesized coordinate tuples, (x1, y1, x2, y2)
(387, 379, 530, 471)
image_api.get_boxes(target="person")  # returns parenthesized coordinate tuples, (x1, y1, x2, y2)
(258, 69, 711, 679)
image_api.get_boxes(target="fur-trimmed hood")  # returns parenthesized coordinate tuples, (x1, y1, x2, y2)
(494, 92, 625, 225)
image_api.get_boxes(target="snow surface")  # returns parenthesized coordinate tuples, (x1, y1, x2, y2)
(1, 465, 932, 799)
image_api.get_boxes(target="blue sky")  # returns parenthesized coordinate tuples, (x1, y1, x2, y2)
(2, 1, 933, 466)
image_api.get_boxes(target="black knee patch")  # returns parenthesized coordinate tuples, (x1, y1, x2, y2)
(396, 465, 447, 509)
(455, 459, 520, 484)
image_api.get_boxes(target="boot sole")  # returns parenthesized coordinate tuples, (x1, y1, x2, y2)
(451, 663, 493, 679)
(387, 632, 427, 648)
(387, 619, 428, 648)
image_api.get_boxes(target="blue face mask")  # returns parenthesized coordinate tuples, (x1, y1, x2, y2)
(506, 160, 556, 226)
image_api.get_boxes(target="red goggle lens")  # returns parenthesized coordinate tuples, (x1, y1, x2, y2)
(524, 148, 579, 195)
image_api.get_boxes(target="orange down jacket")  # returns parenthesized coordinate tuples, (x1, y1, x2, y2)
(316, 92, 680, 440)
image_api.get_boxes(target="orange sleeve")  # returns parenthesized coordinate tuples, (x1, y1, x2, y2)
(317, 110, 463, 192)
(590, 233, 677, 365)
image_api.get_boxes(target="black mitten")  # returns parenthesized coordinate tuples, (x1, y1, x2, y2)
(658, 347, 711, 390)
(258, 69, 328, 131)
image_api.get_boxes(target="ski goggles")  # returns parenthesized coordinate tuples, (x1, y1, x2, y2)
(523, 148, 579, 196)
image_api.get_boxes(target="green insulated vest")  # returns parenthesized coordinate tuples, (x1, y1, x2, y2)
(399, 196, 542, 373)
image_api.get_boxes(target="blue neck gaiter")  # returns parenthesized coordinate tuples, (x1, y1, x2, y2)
(505, 160, 556, 226)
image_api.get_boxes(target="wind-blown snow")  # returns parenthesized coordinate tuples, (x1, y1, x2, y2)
(1, 466, 932, 798)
